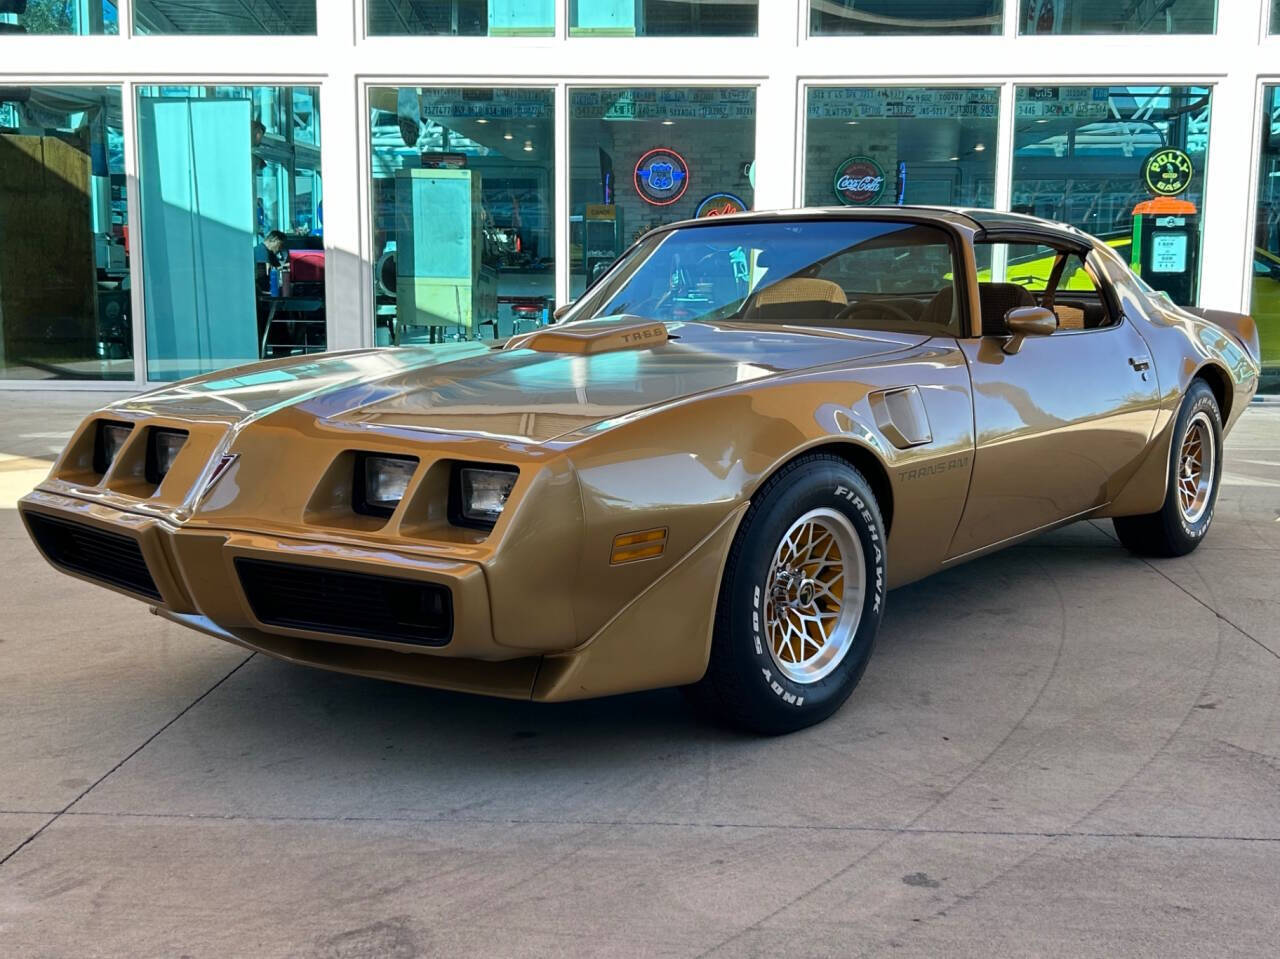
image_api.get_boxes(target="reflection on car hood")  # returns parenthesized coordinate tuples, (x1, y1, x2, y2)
(114, 320, 928, 445)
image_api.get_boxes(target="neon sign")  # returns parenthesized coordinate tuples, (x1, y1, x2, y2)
(634, 148, 690, 206)
(695, 193, 747, 218)
(833, 156, 886, 206)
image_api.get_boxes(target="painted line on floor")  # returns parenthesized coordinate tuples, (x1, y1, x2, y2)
(0, 453, 53, 509)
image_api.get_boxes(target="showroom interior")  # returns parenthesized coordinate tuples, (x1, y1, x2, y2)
(0, 0, 1277, 393)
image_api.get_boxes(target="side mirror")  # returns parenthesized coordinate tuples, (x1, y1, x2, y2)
(1002, 306, 1057, 355)
(552, 303, 573, 323)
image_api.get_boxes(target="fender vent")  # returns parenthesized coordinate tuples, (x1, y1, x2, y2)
(869, 386, 933, 449)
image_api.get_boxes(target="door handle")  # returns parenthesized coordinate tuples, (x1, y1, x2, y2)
(1128, 356, 1150, 372)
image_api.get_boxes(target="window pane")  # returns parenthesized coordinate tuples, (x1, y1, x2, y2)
(1274, 0, 1279, 33)
(368, 0, 554, 35)
(804, 87, 998, 208)
(811, 1, 1001, 36)
(571, 0, 756, 35)
(1021, 0, 1215, 34)
(133, 1, 314, 34)
(570, 87, 756, 298)
(137, 86, 324, 381)
(1012, 85, 1211, 307)
(975, 243, 1097, 292)
(1253, 86, 1280, 393)
(0, 85, 130, 380)
(0, 0, 117, 34)
(369, 87, 555, 344)
(575, 219, 962, 336)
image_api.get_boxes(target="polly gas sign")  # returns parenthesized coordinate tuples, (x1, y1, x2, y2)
(833, 156, 886, 206)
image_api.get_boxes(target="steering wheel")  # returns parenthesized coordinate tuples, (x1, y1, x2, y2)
(835, 300, 916, 325)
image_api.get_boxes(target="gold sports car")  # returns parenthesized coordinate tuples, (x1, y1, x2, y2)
(21, 208, 1261, 733)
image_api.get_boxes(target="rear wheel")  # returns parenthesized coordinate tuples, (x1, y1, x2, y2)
(1113, 379, 1222, 557)
(687, 454, 886, 734)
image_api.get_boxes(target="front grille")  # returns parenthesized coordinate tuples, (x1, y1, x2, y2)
(25, 512, 161, 601)
(234, 558, 452, 646)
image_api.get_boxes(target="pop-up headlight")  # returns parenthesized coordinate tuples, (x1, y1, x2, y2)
(454, 465, 519, 528)
(94, 421, 133, 474)
(146, 428, 188, 484)
(356, 454, 418, 516)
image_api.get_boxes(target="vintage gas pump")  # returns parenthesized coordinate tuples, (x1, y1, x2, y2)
(1131, 148, 1200, 304)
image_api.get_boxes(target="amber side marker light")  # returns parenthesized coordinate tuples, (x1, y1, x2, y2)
(610, 527, 668, 564)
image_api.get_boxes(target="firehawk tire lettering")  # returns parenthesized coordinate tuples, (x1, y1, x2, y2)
(688, 455, 886, 734)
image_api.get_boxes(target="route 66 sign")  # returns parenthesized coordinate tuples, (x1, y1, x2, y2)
(634, 148, 690, 206)
(1142, 148, 1194, 198)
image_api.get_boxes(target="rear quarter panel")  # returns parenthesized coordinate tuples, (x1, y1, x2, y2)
(1095, 250, 1260, 517)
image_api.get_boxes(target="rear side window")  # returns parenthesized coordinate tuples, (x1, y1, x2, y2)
(974, 242, 1099, 294)
(974, 241, 1116, 331)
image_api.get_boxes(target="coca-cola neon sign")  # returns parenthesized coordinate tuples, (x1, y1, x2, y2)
(833, 156, 886, 206)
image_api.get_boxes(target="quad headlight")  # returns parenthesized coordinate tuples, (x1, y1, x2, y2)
(145, 428, 188, 484)
(93, 421, 133, 474)
(356, 454, 418, 516)
(453, 465, 519, 528)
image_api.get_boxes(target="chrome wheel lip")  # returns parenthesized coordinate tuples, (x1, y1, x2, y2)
(763, 507, 866, 686)
(1177, 410, 1216, 525)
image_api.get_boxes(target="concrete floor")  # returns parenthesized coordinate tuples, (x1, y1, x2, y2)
(1, 392, 1278, 958)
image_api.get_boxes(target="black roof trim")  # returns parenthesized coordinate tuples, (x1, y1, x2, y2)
(958, 209, 1093, 250)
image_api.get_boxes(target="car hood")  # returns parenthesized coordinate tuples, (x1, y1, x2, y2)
(114, 319, 928, 445)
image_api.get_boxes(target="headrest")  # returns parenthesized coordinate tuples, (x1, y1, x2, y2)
(919, 286, 956, 330)
(978, 282, 1036, 336)
(751, 277, 847, 308)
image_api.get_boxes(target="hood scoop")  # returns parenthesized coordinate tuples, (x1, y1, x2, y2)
(506, 317, 668, 356)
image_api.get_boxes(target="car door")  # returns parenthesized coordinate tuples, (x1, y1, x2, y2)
(947, 249, 1161, 558)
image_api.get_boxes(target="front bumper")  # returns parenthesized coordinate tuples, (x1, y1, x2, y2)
(21, 486, 529, 665)
(20, 486, 742, 703)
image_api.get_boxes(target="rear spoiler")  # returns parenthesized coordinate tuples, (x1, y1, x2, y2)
(1184, 307, 1261, 365)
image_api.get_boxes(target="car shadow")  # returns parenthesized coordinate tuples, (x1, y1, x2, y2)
(216, 519, 1125, 761)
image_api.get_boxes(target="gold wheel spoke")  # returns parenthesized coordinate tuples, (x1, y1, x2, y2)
(763, 510, 867, 684)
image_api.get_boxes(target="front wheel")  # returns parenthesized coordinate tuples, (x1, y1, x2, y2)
(1114, 379, 1223, 557)
(686, 454, 886, 734)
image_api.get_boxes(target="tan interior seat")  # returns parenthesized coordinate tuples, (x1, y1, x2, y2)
(977, 282, 1037, 335)
(742, 277, 847, 323)
(1054, 305, 1086, 330)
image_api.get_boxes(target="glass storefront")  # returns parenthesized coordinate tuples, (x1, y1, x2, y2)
(569, 87, 755, 297)
(1253, 85, 1280, 393)
(0, 84, 129, 379)
(811, 2, 1002, 36)
(1, 3, 1273, 386)
(571, 0, 757, 35)
(136, 85, 323, 381)
(1012, 85, 1211, 306)
(368, 0, 553, 36)
(1020, 0, 1215, 34)
(369, 87, 554, 343)
(804, 87, 998, 208)
(0, 0, 117, 34)
(134, 1, 314, 34)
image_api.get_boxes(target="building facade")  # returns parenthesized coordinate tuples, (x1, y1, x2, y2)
(1, 0, 1277, 392)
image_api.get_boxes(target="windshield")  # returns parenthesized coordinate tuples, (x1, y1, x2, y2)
(571, 219, 962, 336)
